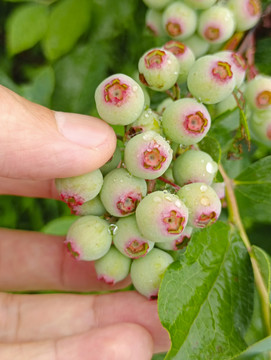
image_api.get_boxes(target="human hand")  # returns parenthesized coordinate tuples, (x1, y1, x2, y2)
(0, 85, 170, 359)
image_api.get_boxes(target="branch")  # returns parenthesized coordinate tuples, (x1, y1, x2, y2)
(219, 164, 271, 336)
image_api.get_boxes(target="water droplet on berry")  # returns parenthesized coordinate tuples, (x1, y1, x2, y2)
(153, 196, 162, 203)
(206, 162, 217, 174)
(200, 185, 207, 192)
(200, 196, 210, 206)
(132, 85, 138, 92)
(109, 223, 118, 235)
(165, 195, 173, 202)
(175, 200, 181, 208)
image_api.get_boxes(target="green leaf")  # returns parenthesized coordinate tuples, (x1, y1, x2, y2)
(52, 40, 110, 113)
(209, 109, 240, 153)
(198, 135, 222, 163)
(4, 0, 56, 4)
(6, 3, 48, 56)
(255, 38, 271, 76)
(42, 0, 91, 61)
(233, 336, 271, 359)
(158, 222, 254, 360)
(253, 246, 271, 300)
(20, 65, 55, 107)
(234, 156, 271, 223)
(41, 216, 77, 236)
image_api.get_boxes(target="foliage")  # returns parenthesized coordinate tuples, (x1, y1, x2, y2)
(0, 1, 271, 359)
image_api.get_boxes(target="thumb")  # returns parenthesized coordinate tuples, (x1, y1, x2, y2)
(0, 85, 116, 180)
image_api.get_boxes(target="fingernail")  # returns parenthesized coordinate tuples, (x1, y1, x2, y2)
(55, 111, 111, 148)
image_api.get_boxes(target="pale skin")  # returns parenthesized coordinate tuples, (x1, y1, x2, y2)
(0, 85, 170, 360)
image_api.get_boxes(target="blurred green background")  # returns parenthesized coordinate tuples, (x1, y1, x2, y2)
(0, 0, 271, 253)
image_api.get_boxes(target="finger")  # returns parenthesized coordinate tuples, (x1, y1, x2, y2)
(0, 177, 58, 199)
(0, 323, 154, 360)
(0, 291, 170, 353)
(0, 228, 130, 292)
(0, 85, 116, 180)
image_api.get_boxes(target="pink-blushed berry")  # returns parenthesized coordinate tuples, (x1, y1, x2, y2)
(162, 98, 211, 145)
(136, 190, 189, 243)
(198, 5, 236, 44)
(216, 51, 247, 88)
(130, 248, 174, 299)
(124, 108, 162, 143)
(162, 1, 197, 40)
(146, 8, 165, 37)
(124, 130, 173, 180)
(65, 216, 112, 261)
(94, 246, 131, 285)
(227, 0, 262, 32)
(113, 215, 154, 259)
(187, 54, 236, 104)
(156, 225, 193, 251)
(71, 195, 106, 216)
(183, 34, 210, 59)
(55, 169, 103, 211)
(183, 0, 217, 9)
(95, 73, 145, 126)
(100, 168, 147, 217)
(211, 182, 226, 207)
(173, 149, 218, 186)
(138, 48, 180, 91)
(177, 183, 222, 228)
(163, 40, 195, 83)
(245, 75, 271, 111)
(249, 110, 271, 148)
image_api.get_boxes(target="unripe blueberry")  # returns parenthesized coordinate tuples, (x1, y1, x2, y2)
(130, 248, 174, 299)
(183, 34, 210, 59)
(72, 195, 106, 216)
(157, 97, 174, 114)
(100, 168, 147, 217)
(95, 74, 145, 126)
(124, 108, 162, 143)
(146, 8, 165, 37)
(249, 110, 271, 148)
(216, 51, 247, 89)
(100, 145, 122, 176)
(162, 1, 197, 40)
(65, 215, 112, 261)
(124, 131, 173, 180)
(183, 0, 217, 10)
(162, 98, 211, 145)
(142, 0, 172, 10)
(177, 183, 221, 228)
(156, 225, 193, 251)
(245, 76, 271, 111)
(227, 0, 262, 32)
(95, 246, 131, 285)
(138, 48, 180, 91)
(113, 215, 154, 259)
(173, 149, 218, 186)
(163, 40, 195, 83)
(198, 6, 236, 44)
(187, 54, 236, 104)
(55, 169, 103, 210)
(136, 190, 189, 243)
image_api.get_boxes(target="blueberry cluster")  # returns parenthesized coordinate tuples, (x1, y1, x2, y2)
(55, 0, 267, 299)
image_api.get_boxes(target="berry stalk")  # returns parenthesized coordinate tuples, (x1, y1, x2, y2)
(219, 164, 271, 336)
